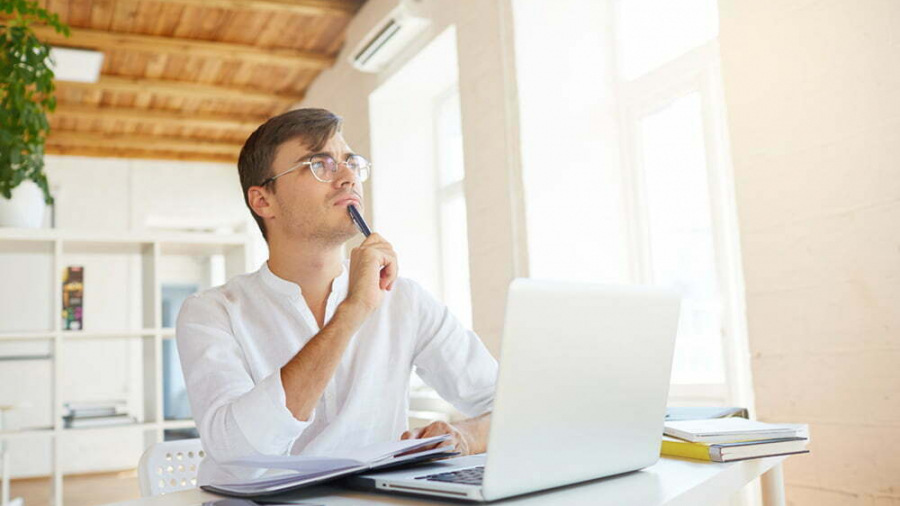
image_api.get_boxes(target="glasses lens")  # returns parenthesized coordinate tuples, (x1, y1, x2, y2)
(309, 155, 337, 182)
(347, 155, 371, 182)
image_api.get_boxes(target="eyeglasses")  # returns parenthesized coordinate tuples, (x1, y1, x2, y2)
(260, 153, 372, 186)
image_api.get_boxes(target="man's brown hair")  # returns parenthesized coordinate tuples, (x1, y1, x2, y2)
(238, 108, 344, 241)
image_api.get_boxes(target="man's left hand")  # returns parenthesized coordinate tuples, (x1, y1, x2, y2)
(400, 420, 473, 455)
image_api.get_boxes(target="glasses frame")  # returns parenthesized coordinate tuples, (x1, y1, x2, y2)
(259, 154, 371, 187)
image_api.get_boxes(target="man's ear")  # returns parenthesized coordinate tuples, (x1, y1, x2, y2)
(248, 186, 276, 221)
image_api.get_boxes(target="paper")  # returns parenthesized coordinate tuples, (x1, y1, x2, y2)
(208, 435, 453, 496)
(335, 434, 451, 462)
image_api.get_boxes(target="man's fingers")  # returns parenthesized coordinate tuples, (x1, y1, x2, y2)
(380, 252, 398, 290)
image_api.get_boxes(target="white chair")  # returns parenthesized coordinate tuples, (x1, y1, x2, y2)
(137, 438, 206, 497)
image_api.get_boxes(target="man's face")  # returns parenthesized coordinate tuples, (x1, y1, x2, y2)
(266, 132, 365, 245)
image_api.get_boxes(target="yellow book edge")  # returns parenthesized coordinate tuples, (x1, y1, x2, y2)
(660, 436, 713, 461)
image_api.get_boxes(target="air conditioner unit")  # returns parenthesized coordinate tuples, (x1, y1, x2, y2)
(349, 0, 431, 73)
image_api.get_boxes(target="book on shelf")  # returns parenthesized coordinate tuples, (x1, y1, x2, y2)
(63, 400, 128, 419)
(664, 417, 807, 444)
(202, 434, 457, 498)
(661, 435, 809, 462)
(61, 266, 84, 330)
(63, 413, 137, 429)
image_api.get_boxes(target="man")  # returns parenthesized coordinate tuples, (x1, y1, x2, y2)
(176, 108, 497, 485)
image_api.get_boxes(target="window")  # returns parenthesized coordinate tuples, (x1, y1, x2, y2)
(434, 86, 472, 329)
(614, 0, 751, 405)
(368, 27, 470, 422)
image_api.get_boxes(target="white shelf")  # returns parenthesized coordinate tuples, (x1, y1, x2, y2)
(161, 419, 196, 430)
(61, 329, 160, 340)
(0, 420, 197, 439)
(0, 227, 247, 246)
(0, 331, 56, 341)
(0, 329, 177, 341)
(0, 227, 249, 506)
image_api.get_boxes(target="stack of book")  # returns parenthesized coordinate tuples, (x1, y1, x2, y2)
(63, 400, 136, 429)
(661, 417, 809, 463)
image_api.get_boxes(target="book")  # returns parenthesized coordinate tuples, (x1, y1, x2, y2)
(64, 400, 129, 419)
(63, 413, 137, 429)
(202, 435, 457, 498)
(661, 435, 809, 462)
(63, 400, 129, 420)
(664, 418, 807, 444)
(61, 266, 84, 330)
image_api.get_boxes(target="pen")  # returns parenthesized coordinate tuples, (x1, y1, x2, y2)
(348, 204, 371, 237)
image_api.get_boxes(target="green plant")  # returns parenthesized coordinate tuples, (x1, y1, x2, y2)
(0, 0, 69, 203)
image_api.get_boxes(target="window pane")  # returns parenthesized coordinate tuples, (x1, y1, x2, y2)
(439, 192, 473, 329)
(436, 89, 466, 187)
(639, 92, 725, 385)
(615, 0, 719, 80)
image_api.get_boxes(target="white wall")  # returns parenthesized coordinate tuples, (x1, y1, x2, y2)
(718, 0, 900, 504)
(0, 154, 261, 478)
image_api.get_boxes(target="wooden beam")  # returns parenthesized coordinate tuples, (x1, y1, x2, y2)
(46, 131, 242, 157)
(51, 104, 266, 132)
(32, 25, 335, 69)
(57, 75, 303, 108)
(45, 144, 236, 163)
(149, 0, 360, 16)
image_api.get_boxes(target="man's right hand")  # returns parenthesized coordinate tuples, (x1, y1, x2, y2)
(344, 232, 398, 316)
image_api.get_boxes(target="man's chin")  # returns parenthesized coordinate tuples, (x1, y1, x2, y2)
(330, 221, 360, 244)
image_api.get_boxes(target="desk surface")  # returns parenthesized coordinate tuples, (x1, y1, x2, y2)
(106, 456, 786, 506)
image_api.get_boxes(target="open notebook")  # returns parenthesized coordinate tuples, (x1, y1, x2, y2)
(201, 435, 456, 498)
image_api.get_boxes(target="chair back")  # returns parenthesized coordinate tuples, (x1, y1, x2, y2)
(137, 438, 205, 497)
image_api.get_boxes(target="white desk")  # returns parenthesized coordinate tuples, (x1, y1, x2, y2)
(103, 456, 787, 506)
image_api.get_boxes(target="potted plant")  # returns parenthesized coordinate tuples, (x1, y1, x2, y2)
(0, 0, 69, 228)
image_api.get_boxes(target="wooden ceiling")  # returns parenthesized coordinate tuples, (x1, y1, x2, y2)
(32, 0, 364, 162)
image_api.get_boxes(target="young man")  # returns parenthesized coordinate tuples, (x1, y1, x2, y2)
(176, 108, 497, 485)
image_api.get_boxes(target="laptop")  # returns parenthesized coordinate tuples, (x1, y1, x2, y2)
(345, 278, 681, 502)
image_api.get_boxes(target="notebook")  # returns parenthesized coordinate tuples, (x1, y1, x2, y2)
(201, 435, 456, 498)
(661, 435, 809, 462)
(664, 418, 807, 444)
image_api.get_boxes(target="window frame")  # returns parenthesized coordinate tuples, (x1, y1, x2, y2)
(616, 41, 755, 408)
(432, 83, 473, 329)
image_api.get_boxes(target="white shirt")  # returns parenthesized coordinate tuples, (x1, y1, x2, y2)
(176, 260, 498, 485)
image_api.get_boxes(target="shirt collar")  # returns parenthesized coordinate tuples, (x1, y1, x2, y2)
(258, 260, 349, 300)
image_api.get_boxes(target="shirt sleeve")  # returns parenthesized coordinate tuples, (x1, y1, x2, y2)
(175, 293, 314, 467)
(408, 279, 498, 418)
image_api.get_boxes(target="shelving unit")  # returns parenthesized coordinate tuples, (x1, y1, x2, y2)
(0, 227, 252, 506)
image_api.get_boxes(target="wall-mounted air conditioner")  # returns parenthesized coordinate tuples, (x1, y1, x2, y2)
(349, 0, 431, 73)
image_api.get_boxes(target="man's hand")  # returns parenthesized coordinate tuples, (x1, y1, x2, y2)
(401, 421, 474, 455)
(345, 232, 398, 315)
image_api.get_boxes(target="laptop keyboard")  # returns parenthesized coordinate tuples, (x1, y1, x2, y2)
(415, 466, 484, 485)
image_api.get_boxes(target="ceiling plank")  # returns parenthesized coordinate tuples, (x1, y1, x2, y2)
(51, 103, 267, 132)
(46, 131, 242, 157)
(149, 0, 360, 16)
(57, 75, 303, 108)
(32, 25, 336, 69)
(45, 144, 236, 163)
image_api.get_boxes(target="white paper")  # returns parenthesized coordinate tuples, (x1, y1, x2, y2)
(334, 434, 451, 462)
(213, 434, 453, 493)
(224, 434, 450, 471)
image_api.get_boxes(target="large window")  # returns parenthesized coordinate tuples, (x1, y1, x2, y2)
(369, 27, 471, 423)
(613, 0, 750, 405)
(434, 86, 472, 328)
(513, 0, 751, 409)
